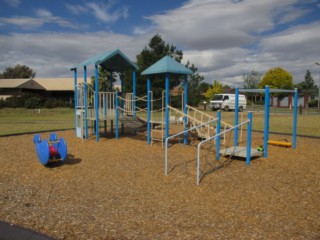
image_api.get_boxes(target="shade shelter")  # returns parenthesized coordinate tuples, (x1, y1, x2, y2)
(141, 56, 193, 143)
(71, 49, 139, 142)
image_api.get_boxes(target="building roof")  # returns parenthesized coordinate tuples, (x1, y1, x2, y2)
(141, 56, 192, 76)
(0, 79, 45, 90)
(71, 49, 139, 72)
(0, 78, 84, 91)
(35, 78, 83, 91)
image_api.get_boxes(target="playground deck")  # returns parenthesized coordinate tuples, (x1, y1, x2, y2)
(219, 146, 262, 158)
(0, 130, 319, 239)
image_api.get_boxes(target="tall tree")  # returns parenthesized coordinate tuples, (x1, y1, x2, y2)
(242, 70, 262, 102)
(295, 70, 318, 97)
(130, 34, 204, 107)
(0, 64, 36, 79)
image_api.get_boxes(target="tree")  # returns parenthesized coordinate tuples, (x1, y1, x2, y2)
(242, 70, 262, 102)
(185, 61, 205, 106)
(0, 64, 36, 79)
(132, 34, 204, 107)
(295, 70, 318, 97)
(90, 66, 116, 92)
(260, 67, 294, 90)
(204, 80, 223, 100)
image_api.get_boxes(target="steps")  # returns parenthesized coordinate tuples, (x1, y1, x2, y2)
(119, 115, 146, 129)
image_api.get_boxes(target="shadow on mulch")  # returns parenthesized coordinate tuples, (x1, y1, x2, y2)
(45, 154, 82, 168)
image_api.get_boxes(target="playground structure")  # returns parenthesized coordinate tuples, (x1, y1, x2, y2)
(236, 86, 298, 158)
(71, 50, 231, 144)
(165, 86, 298, 185)
(33, 133, 68, 165)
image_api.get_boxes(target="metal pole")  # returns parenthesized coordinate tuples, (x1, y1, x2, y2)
(293, 88, 298, 148)
(73, 69, 77, 135)
(315, 62, 320, 111)
(115, 90, 119, 139)
(234, 87, 239, 146)
(263, 86, 270, 158)
(132, 71, 136, 117)
(183, 75, 188, 145)
(165, 73, 169, 140)
(215, 111, 221, 161)
(95, 65, 99, 142)
(246, 112, 253, 166)
(147, 78, 151, 144)
(84, 66, 88, 139)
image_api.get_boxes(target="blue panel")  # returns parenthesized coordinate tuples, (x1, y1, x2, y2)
(49, 133, 57, 142)
(57, 138, 68, 161)
(33, 134, 41, 143)
(36, 140, 50, 165)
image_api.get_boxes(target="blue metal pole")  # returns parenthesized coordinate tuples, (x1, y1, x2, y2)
(121, 72, 124, 111)
(246, 112, 253, 166)
(165, 73, 170, 140)
(133, 70, 136, 117)
(73, 69, 77, 135)
(293, 88, 298, 148)
(264, 86, 270, 158)
(234, 87, 239, 146)
(95, 64, 99, 142)
(215, 111, 221, 160)
(103, 76, 107, 117)
(115, 90, 119, 139)
(183, 75, 188, 145)
(147, 78, 151, 144)
(84, 66, 88, 139)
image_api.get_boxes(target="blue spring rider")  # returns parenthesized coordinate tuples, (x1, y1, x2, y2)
(33, 133, 68, 165)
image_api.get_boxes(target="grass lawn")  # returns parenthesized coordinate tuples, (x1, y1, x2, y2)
(0, 107, 319, 137)
(0, 108, 74, 136)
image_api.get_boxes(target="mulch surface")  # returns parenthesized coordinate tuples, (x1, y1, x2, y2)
(0, 128, 319, 239)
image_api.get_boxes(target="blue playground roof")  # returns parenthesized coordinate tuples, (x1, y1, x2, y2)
(141, 56, 192, 75)
(71, 49, 139, 72)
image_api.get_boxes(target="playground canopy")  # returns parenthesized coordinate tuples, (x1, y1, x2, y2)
(70, 49, 138, 72)
(141, 55, 192, 142)
(141, 56, 192, 75)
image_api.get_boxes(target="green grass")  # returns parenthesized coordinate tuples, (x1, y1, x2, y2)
(0, 107, 319, 137)
(0, 108, 74, 136)
(201, 109, 320, 137)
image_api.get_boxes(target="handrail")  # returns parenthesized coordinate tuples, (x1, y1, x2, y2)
(165, 118, 218, 176)
(196, 116, 252, 185)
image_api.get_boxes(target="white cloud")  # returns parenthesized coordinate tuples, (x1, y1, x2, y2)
(0, 9, 81, 30)
(145, 0, 306, 50)
(0, 32, 149, 78)
(66, 1, 129, 24)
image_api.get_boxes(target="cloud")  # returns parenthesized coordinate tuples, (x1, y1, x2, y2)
(0, 9, 81, 30)
(66, 1, 129, 24)
(145, 0, 307, 50)
(2, 0, 21, 7)
(0, 32, 149, 78)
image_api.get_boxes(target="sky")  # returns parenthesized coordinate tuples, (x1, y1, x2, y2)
(0, 0, 320, 87)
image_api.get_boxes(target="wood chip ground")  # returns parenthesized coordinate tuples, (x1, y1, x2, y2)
(0, 128, 319, 239)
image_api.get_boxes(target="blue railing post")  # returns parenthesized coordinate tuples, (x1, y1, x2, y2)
(147, 78, 151, 144)
(133, 70, 136, 117)
(183, 75, 188, 145)
(115, 90, 119, 139)
(165, 73, 170, 140)
(264, 86, 270, 158)
(73, 69, 77, 135)
(84, 66, 88, 139)
(95, 64, 99, 142)
(234, 87, 239, 146)
(246, 112, 253, 166)
(293, 88, 298, 148)
(215, 111, 221, 160)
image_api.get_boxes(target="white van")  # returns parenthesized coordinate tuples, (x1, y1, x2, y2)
(210, 94, 247, 111)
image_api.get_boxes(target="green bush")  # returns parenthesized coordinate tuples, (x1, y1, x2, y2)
(308, 99, 318, 107)
(24, 97, 42, 109)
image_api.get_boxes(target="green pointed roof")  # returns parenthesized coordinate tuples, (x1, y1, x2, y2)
(71, 49, 138, 71)
(141, 56, 192, 75)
